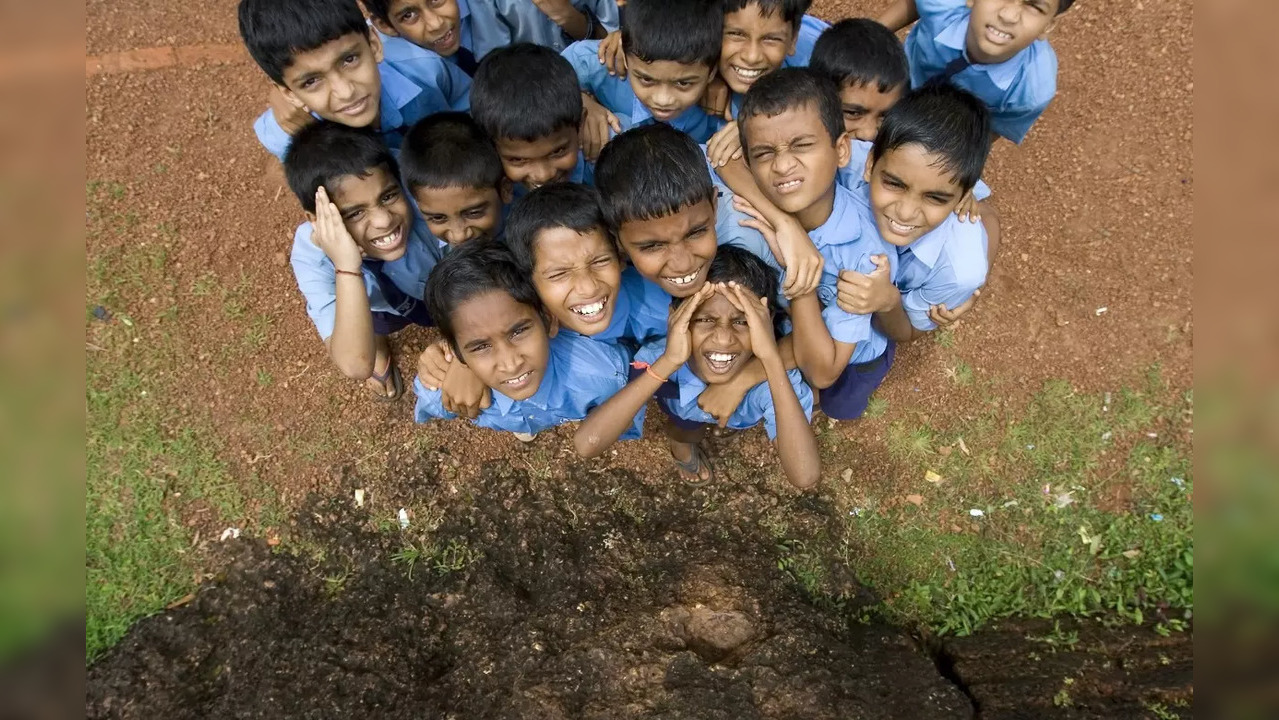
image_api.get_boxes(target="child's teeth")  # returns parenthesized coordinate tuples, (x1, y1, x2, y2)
(668, 271, 698, 285)
(708, 352, 735, 363)
(573, 301, 604, 316)
(733, 66, 764, 78)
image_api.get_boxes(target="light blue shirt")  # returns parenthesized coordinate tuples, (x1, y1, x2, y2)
(289, 212, 442, 340)
(253, 38, 472, 161)
(840, 139, 991, 200)
(412, 332, 638, 436)
(635, 339, 813, 440)
(562, 40, 726, 143)
(469, 0, 620, 58)
(808, 184, 895, 364)
(904, 0, 1057, 144)
(849, 185, 988, 332)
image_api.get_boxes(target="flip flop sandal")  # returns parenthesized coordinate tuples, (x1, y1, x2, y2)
(368, 363, 404, 401)
(672, 443, 716, 487)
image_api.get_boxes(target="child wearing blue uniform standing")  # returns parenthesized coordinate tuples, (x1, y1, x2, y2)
(878, 0, 1074, 144)
(239, 0, 470, 161)
(284, 123, 442, 400)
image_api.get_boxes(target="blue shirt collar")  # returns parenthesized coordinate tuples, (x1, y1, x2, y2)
(808, 184, 863, 248)
(491, 341, 560, 413)
(935, 16, 1023, 90)
(456, 0, 474, 53)
(376, 62, 422, 132)
(903, 217, 953, 269)
(674, 363, 709, 406)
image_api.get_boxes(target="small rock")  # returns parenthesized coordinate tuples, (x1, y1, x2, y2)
(273, 252, 287, 266)
(683, 608, 757, 664)
(905, 494, 924, 506)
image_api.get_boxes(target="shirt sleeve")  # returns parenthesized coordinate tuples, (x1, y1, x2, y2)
(972, 178, 991, 201)
(582, 0, 621, 32)
(253, 108, 291, 162)
(914, 0, 968, 22)
(412, 377, 458, 423)
(290, 230, 339, 340)
(900, 236, 987, 331)
(820, 251, 880, 345)
(561, 41, 607, 94)
(990, 103, 1046, 145)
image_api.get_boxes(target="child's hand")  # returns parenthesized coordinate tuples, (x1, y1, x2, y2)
(416, 340, 453, 391)
(313, 187, 364, 273)
(699, 76, 731, 119)
(835, 255, 898, 315)
(659, 282, 715, 372)
(580, 93, 621, 162)
(696, 377, 751, 428)
(706, 121, 743, 168)
(732, 197, 824, 300)
(928, 289, 980, 328)
(269, 86, 314, 136)
(596, 30, 626, 77)
(720, 282, 780, 365)
(440, 357, 492, 420)
(954, 189, 981, 223)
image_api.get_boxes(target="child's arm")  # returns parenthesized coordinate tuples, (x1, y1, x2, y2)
(790, 292, 857, 388)
(876, 0, 919, 31)
(417, 341, 493, 419)
(532, 0, 604, 40)
(729, 195, 825, 303)
(574, 283, 714, 457)
(313, 187, 377, 379)
(722, 283, 819, 490)
(835, 254, 926, 344)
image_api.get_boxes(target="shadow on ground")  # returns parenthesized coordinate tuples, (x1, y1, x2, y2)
(86, 455, 1191, 719)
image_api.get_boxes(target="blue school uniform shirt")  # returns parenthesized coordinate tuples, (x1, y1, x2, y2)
(904, 0, 1057, 144)
(253, 38, 471, 161)
(290, 213, 441, 340)
(469, 0, 620, 58)
(635, 339, 813, 440)
(412, 332, 639, 437)
(808, 183, 896, 365)
(561, 40, 725, 143)
(849, 186, 988, 332)
(839, 139, 992, 200)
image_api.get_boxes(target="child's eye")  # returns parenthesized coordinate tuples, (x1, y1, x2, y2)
(427, 214, 447, 223)
(399, 10, 417, 22)
(925, 194, 950, 205)
(883, 178, 905, 190)
(793, 141, 814, 151)
(342, 53, 360, 67)
(300, 77, 320, 90)
(381, 191, 400, 204)
(844, 109, 865, 119)
(675, 81, 693, 89)
(549, 147, 568, 158)
(591, 257, 614, 268)
(506, 158, 526, 167)
(464, 208, 488, 219)
(471, 343, 490, 353)
(733, 319, 749, 326)
(547, 272, 568, 282)
(344, 210, 364, 221)
(726, 30, 746, 39)
(636, 76, 655, 86)
(638, 243, 662, 253)
(694, 317, 715, 324)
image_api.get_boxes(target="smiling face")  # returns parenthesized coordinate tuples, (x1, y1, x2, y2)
(838, 80, 905, 142)
(965, 0, 1058, 64)
(718, 4, 798, 95)
(687, 291, 754, 385)
(865, 143, 966, 246)
(279, 31, 383, 127)
(494, 127, 582, 191)
(616, 199, 718, 298)
(450, 290, 551, 401)
(321, 166, 413, 261)
(372, 0, 463, 57)
(412, 184, 505, 246)
(531, 226, 622, 336)
(625, 57, 715, 122)
(743, 103, 850, 230)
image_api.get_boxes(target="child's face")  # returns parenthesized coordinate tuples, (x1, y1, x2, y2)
(625, 57, 715, 121)
(322, 166, 414, 261)
(616, 199, 718, 298)
(531, 227, 623, 336)
(495, 127, 582, 191)
(839, 81, 905, 142)
(864, 143, 966, 246)
(450, 290, 552, 401)
(371, 0, 463, 57)
(279, 31, 383, 128)
(743, 103, 850, 224)
(965, 0, 1057, 64)
(412, 185, 507, 246)
(719, 4, 798, 95)
(688, 291, 755, 385)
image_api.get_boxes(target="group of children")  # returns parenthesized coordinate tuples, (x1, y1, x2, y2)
(240, 0, 1075, 489)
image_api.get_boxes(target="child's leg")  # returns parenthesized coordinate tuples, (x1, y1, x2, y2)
(818, 341, 896, 421)
(664, 416, 712, 484)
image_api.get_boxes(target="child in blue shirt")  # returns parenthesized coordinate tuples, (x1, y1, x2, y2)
(365, 0, 619, 74)
(835, 84, 993, 341)
(715, 0, 829, 120)
(284, 122, 442, 401)
(737, 68, 900, 421)
(878, 0, 1074, 144)
(575, 246, 819, 489)
(412, 240, 637, 442)
(399, 112, 511, 249)
(239, 0, 471, 161)
(471, 44, 596, 194)
(562, 0, 726, 144)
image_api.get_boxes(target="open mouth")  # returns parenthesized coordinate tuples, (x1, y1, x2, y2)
(569, 297, 610, 324)
(336, 97, 370, 116)
(369, 225, 404, 251)
(774, 178, 803, 194)
(428, 27, 459, 53)
(703, 350, 739, 374)
(663, 268, 702, 288)
(502, 369, 535, 391)
(730, 65, 767, 83)
(884, 216, 920, 237)
(984, 25, 1014, 44)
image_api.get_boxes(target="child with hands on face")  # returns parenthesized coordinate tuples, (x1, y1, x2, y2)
(574, 246, 819, 490)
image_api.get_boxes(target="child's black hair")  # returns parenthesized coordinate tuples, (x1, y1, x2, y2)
(594, 124, 718, 230)
(503, 183, 615, 274)
(871, 84, 992, 192)
(425, 240, 546, 357)
(721, 0, 812, 33)
(676, 245, 783, 338)
(399, 112, 504, 194)
(1057, 0, 1076, 14)
(359, 0, 396, 25)
(810, 18, 909, 94)
(283, 122, 399, 213)
(471, 44, 583, 142)
(621, 0, 722, 68)
(238, 0, 369, 85)
(738, 67, 844, 147)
